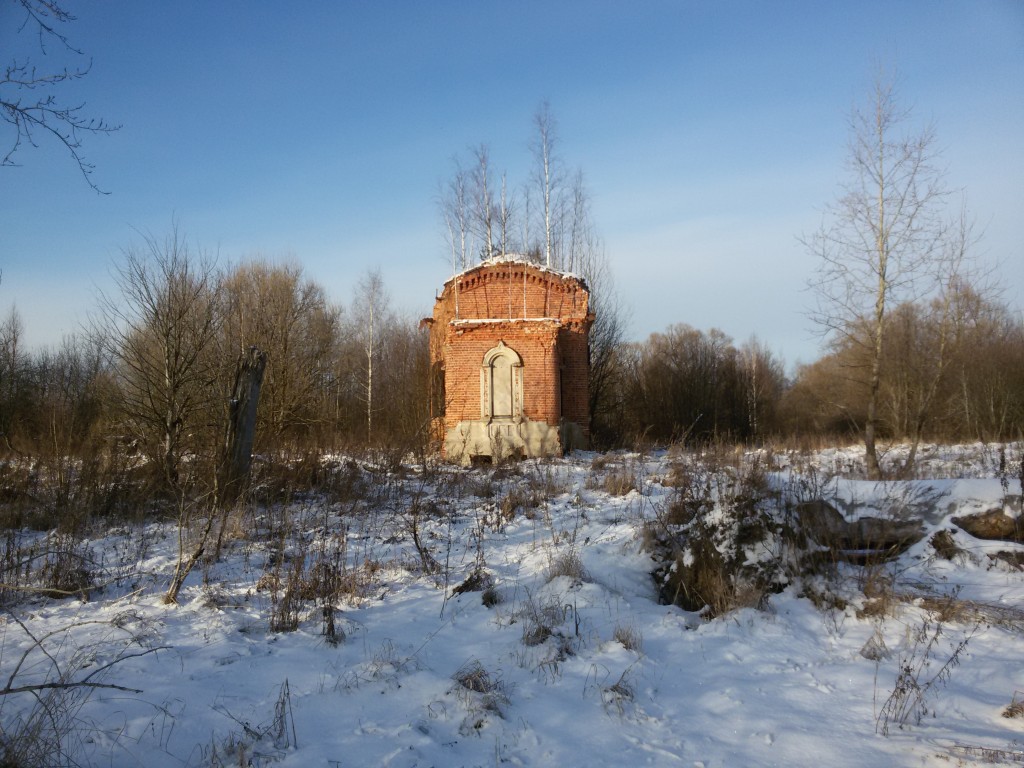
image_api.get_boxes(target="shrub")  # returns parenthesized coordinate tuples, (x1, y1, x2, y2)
(451, 567, 494, 597)
(601, 666, 636, 717)
(481, 584, 501, 607)
(648, 458, 787, 618)
(0, 531, 96, 607)
(207, 679, 298, 764)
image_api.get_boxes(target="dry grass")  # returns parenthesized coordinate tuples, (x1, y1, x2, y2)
(587, 454, 641, 496)
(800, 582, 849, 613)
(516, 593, 570, 649)
(919, 595, 1024, 631)
(452, 660, 509, 715)
(453, 660, 497, 694)
(481, 584, 501, 607)
(601, 467, 638, 496)
(601, 665, 637, 717)
(612, 623, 643, 654)
(546, 549, 589, 584)
(452, 567, 494, 597)
(855, 568, 899, 619)
(1003, 692, 1024, 719)
(930, 529, 967, 561)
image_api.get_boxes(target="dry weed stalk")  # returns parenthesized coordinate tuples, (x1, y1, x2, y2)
(875, 615, 979, 735)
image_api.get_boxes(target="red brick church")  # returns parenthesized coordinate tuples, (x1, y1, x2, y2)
(425, 256, 593, 464)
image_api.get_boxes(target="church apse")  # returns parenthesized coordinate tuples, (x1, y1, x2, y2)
(425, 256, 593, 464)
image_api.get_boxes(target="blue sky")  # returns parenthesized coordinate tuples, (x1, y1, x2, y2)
(2, 1, 1022, 368)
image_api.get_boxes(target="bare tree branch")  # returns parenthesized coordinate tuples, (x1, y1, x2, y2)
(2, 0, 119, 192)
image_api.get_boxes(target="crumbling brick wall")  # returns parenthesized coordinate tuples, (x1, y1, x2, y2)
(426, 258, 592, 462)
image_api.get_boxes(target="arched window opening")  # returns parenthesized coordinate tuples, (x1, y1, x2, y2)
(481, 341, 523, 423)
(491, 353, 513, 418)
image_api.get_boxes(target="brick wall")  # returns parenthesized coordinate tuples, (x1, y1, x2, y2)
(446, 263, 589, 321)
(428, 259, 592, 458)
(558, 324, 591, 427)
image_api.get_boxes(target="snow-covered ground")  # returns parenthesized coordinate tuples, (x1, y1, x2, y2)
(2, 443, 1023, 767)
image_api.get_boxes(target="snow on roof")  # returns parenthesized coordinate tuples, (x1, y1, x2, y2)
(443, 253, 585, 288)
(450, 316, 564, 326)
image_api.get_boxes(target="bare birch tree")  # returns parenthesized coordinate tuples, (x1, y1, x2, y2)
(471, 145, 496, 259)
(531, 101, 563, 268)
(353, 269, 390, 444)
(497, 171, 516, 258)
(946, 280, 1024, 439)
(739, 336, 784, 442)
(565, 168, 628, 445)
(580, 246, 627, 445)
(440, 160, 472, 272)
(880, 209, 980, 473)
(805, 69, 953, 479)
(566, 169, 590, 273)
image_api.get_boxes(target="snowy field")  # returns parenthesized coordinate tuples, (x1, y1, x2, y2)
(2, 443, 1023, 767)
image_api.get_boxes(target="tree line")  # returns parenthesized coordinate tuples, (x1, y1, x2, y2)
(0, 235, 428, 523)
(2, 235, 1020, 489)
(2, 87, 1022, 517)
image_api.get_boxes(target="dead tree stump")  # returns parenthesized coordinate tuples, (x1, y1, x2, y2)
(217, 346, 267, 508)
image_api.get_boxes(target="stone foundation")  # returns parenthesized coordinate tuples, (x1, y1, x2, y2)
(443, 418, 565, 465)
